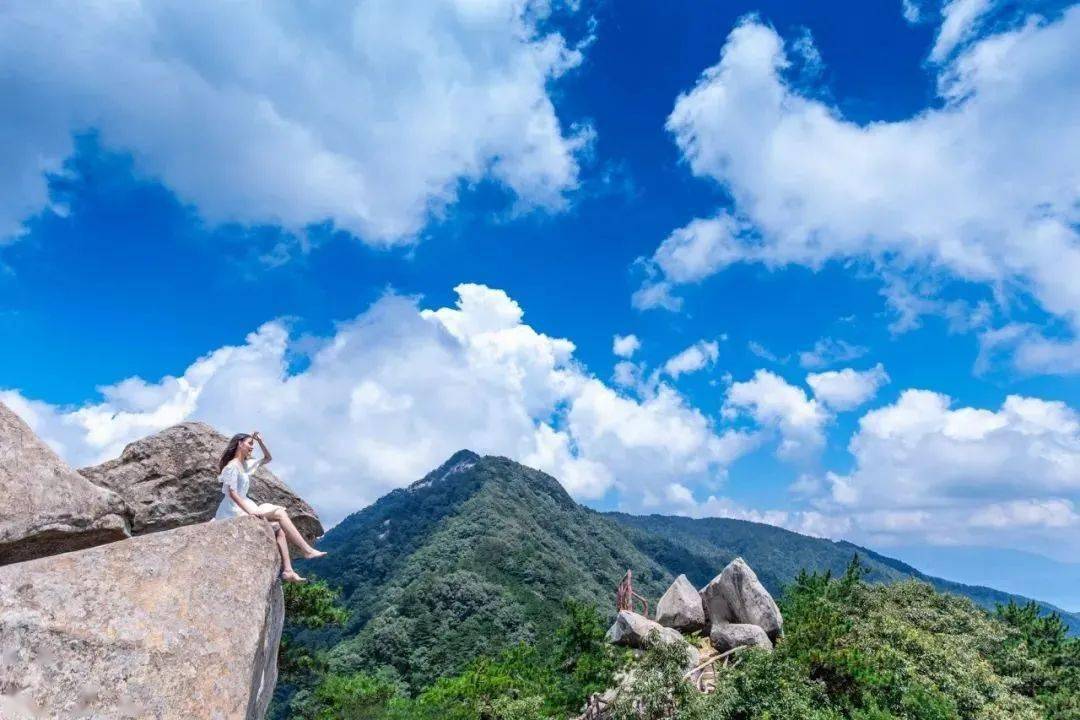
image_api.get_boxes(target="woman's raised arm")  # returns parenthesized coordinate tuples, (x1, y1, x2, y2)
(252, 430, 272, 464)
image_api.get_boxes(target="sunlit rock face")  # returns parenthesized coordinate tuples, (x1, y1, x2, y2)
(700, 557, 784, 642)
(0, 400, 130, 566)
(0, 516, 283, 719)
(656, 573, 707, 633)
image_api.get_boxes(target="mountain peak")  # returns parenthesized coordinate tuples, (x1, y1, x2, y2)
(407, 449, 481, 492)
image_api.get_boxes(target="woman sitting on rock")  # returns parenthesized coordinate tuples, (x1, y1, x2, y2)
(214, 431, 325, 583)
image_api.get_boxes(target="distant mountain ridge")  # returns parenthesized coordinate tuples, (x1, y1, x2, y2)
(607, 512, 1080, 634)
(837, 541, 1080, 631)
(886, 544, 1080, 612)
(298, 450, 1078, 697)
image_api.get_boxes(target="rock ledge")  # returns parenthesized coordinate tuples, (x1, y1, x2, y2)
(0, 516, 283, 719)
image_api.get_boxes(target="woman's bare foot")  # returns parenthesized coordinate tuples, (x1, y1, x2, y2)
(282, 570, 307, 583)
(302, 549, 327, 560)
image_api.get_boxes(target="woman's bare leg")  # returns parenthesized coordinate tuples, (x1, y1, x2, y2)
(276, 529, 296, 574)
(270, 509, 325, 558)
(275, 528, 306, 583)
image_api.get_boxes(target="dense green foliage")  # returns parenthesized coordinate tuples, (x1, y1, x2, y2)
(275, 451, 1078, 718)
(297, 452, 671, 691)
(284, 580, 350, 629)
(995, 601, 1080, 718)
(278, 558, 1078, 719)
(275, 580, 353, 706)
(608, 558, 1078, 720)
(607, 513, 909, 594)
(283, 600, 624, 720)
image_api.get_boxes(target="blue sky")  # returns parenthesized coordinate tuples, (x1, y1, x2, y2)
(2, 0, 1078, 606)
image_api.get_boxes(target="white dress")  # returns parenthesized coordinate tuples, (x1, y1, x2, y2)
(213, 457, 281, 521)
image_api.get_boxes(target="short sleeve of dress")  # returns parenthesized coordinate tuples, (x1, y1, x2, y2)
(243, 457, 264, 475)
(220, 465, 239, 495)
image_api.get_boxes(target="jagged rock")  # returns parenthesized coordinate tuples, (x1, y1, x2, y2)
(700, 557, 783, 641)
(0, 516, 283, 719)
(0, 400, 130, 565)
(656, 573, 706, 632)
(710, 623, 773, 653)
(80, 421, 323, 541)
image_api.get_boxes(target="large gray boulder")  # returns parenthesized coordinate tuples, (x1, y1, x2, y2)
(0, 515, 283, 719)
(710, 623, 773, 654)
(80, 422, 323, 542)
(606, 611, 700, 667)
(700, 558, 783, 641)
(0, 401, 131, 566)
(655, 574, 706, 632)
(607, 610, 685, 647)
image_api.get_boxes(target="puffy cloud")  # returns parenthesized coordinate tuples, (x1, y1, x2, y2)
(3, 284, 753, 525)
(631, 277, 683, 312)
(611, 361, 641, 388)
(0, 0, 590, 243)
(681, 494, 792, 528)
(798, 338, 868, 369)
(801, 390, 1080, 556)
(968, 499, 1079, 529)
(931, 0, 993, 61)
(663, 340, 720, 378)
(563, 379, 757, 499)
(723, 370, 828, 459)
(977, 323, 1080, 375)
(806, 364, 890, 411)
(612, 334, 641, 358)
(633, 215, 749, 310)
(639, 9, 1080, 369)
(658, 488, 844, 539)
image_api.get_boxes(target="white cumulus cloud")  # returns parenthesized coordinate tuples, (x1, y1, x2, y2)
(801, 390, 1080, 557)
(0, 0, 591, 243)
(932, 0, 994, 61)
(663, 340, 720, 379)
(612, 334, 641, 358)
(723, 369, 829, 459)
(807, 364, 890, 411)
(2, 284, 754, 525)
(638, 8, 1080, 371)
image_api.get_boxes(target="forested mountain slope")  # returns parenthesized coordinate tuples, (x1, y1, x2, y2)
(303, 451, 672, 689)
(300, 451, 1078, 692)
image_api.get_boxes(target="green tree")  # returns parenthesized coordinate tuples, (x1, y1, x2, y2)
(994, 600, 1080, 719)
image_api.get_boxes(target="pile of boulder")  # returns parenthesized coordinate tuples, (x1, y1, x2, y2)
(587, 560, 782, 718)
(606, 558, 782, 657)
(0, 402, 322, 719)
(605, 558, 782, 664)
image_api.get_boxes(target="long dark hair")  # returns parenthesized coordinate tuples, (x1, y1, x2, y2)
(219, 433, 252, 472)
